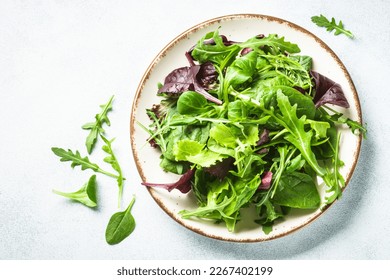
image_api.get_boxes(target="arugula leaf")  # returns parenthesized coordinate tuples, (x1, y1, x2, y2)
(101, 135, 126, 207)
(191, 29, 241, 70)
(255, 200, 284, 234)
(320, 106, 367, 138)
(260, 54, 313, 91)
(240, 34, 301, 54)
(311, 15, 354, 38)
(290, 55, 312, 72)
(105, 196, 136, 245)
(82, 95, 114, 154)
(181, 172, 262, 232)
(180, 178, 238, 231)
(270, 91, 326, 176)
(51, 147, 118, 179)
(231, 175, 262, 213)
(53, 175, 97, 208)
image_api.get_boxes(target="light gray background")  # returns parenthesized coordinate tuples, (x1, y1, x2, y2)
(0, 0, 389, 259)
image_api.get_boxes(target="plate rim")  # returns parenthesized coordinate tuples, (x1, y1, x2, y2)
(130, 13, 363, 242)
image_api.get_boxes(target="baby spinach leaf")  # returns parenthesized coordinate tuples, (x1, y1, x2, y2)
(227, 100, 248, 121)
(177, 91, 208, 115)
(105, 196, 136, 245)
(313, 123, 337, 159)
(224, 51, 258, 89)
(159, 156, 190, 175)
(272, 172, 320, 209)
(191, 168, 210, 205)
(52, 175, 97, 208)
(277, 86, 316, 119)
(82, 95, 114, 154)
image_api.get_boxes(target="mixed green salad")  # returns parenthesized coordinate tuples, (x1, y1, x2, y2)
(140, 30, 365, 233)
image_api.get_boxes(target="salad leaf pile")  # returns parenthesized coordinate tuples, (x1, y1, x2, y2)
(141, 30, 365, 233)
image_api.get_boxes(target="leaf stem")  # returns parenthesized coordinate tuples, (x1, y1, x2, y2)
(52, 189, 72, 197)
(97, 168, 119, 179)
(127, 195, 136, 211)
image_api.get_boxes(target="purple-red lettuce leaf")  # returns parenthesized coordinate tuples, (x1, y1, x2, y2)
(197, 61, 219, 91)
(141, 169, 195, 194)
(204, 157, 235, 180)
(157, 66, 196, 96)
(157, 62, 222, 105)
(257, 128, 270, 146)
(258, 171, 273, 190)
(310, 70, 349, 108)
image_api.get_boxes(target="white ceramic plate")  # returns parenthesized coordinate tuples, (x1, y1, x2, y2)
(130, 14, 362, 242)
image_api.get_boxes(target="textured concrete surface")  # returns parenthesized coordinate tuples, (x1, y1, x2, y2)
(0, 0, 389, 259)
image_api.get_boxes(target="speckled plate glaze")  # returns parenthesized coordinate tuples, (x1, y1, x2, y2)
(130, 14, 362, 242)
